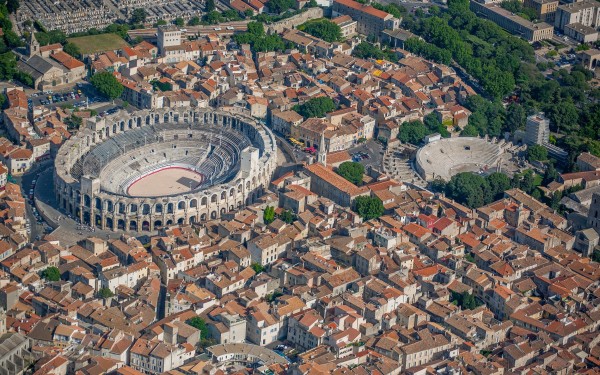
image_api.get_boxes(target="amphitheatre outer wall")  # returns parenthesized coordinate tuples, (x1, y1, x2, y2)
(53, 108, 277, 232)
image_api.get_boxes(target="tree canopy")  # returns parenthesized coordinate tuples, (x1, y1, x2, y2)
(234, 21, 287, 53)
(293, 97, 336, 119)
(353, 196, 384, 221)
(451, 291, 481, 310)
(187, 316, 210, 339)
(251, 263, 265, 274)
(63, 42, 81, 59)
(130, 8, 147, 24)
(267, 0, 295, 13)
(98, 288, 114, 299)
(352, 42, 396, 61)
(263, 206, 275, 224)
(439, 171, 537, 208)
(42, 266, 61, 281)
(337, 161, 364, 185)
(91, 72, 124, 100)
(279, 209, 295, 224)
(298, 19, 342, 42)
(527, 144, 548, 162)
(398, 120, 428, 145)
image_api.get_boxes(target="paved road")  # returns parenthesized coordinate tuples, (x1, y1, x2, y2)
(15, 160, 54, 242)
(33, 166, 154, 246)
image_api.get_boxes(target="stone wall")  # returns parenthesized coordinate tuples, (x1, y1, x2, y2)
(266, 8, 324, 34)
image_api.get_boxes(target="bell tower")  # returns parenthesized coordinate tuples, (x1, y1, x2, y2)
(317, 132, 327, 166)
(27, 31, 40, 58)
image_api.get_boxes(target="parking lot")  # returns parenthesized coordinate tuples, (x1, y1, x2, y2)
(28, 82, 104, 110)
(348, 139, 385, 171)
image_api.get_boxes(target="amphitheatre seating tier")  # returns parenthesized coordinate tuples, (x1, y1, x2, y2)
(415, 137, 502, 181)
(84, 126, 250, 196)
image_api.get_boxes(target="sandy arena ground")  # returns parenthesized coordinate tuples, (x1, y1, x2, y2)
(127, 167, 204, 197)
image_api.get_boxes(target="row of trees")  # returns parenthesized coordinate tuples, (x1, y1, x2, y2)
(404, 38, 452, 65)
(431, 171, 542, 209)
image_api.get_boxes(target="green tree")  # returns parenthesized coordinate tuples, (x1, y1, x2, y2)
(446, 172, 490, 208)
(279, 210, 295, 224)
(0, 51, 17, 80)
(98, 287, 114, 299)
(337, 161, 364, 185)
(352, 42, 395, 61)
(398, 120, 428, 145)
(204, 11, 223, 24)
(6, 0, 18, 14)
(206, 0, 216, 12)
(543, 163, 558, 185)
(174, 17, 185, 27)
(460, 125, 479, 137)
(485, 172, 511, 201)
(247, 21, 265, 36)
(550, 190, 562, 210)
(430, 178, 447, 193)
(505, 103, 526, 133)
(91, 71, 124, 100)
(424, 113, 449, 137)
(451, 291, 481, 310)
(187, 316, 210, 340)
(130, 8, 147, 24)
(527, 144, 548, 162)
(353, 196, 384, 220)
(299, 19, 343, 42)
(155, 19, 167, 26)
(462, 292, 479, 310)
(42, 266, 61, 281)
(251, 262, 265, 274)
(545, 101, 579, 133)
(293, 97, 336, 119)
(63, 42, 81, 59)
(15, 71, 33, 87)
(263, 205, 275, 224)
(188, 16, 201, 26)
(267, 0, 294, 13)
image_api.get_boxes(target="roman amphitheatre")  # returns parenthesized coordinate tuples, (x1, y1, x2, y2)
(53, 108, 277, 232)
(415, 137, 507, 181)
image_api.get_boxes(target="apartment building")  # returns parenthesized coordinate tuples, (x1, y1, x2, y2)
(555, 0, 600, 31)
(332, 0, 400, 38)
(470, 0, 554, 41)
(524, 0, 559, 23)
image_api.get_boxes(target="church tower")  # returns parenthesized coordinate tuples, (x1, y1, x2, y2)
(317, 132, 327, 166)
(27, 31, 40, 58)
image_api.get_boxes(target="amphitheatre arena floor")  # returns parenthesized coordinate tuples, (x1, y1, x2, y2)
(126, 167, 205, 197)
